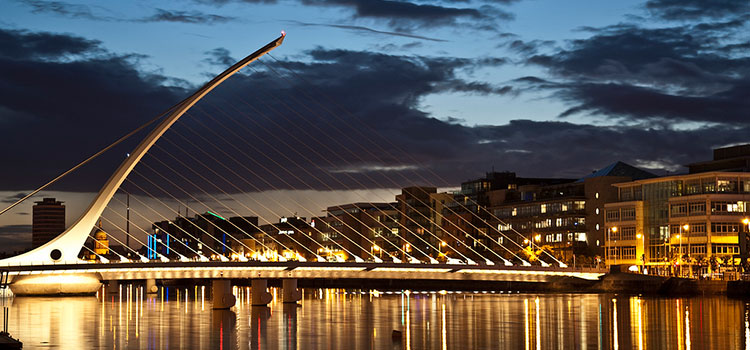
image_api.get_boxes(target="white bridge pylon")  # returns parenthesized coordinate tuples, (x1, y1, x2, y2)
(0, 34, 286, 266)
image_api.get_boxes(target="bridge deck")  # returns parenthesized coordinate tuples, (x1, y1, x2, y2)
(6, 261, 606, 283)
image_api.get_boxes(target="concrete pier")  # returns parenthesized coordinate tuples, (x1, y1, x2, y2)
(146, 279, 158, 294)
(212, 279, 236, 309)
(282, 279, 302, 303)
(105, 281, 119, 295)
(251, 279, 273, 306)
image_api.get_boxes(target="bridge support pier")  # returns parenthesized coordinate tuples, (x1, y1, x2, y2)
(105, 281, 119, 295)
(282, 279, 302, 303)
(251, 279, 273, 306)
(146, 279, 158, 294)
(212, 279, 236, 309)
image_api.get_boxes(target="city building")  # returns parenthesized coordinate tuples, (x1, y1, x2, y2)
(32, 198, 65, 248)
(254, 216, 318, 261)
(688, 144, 750, 174)
(151, 213, 260, 260)
(317, 203, 400, 261)
(489, 162, 654, 264)
(605, 171, 750, 276)
(396, 187, 437, 260)
(441, 172, 574, 263)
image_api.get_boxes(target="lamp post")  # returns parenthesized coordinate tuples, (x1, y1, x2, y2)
(678, 224, 688, 277)
(611, 227, 618, 266)
(636, 233, 644, 273)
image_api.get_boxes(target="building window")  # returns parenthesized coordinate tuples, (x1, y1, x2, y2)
(670, 203, 688, 217)
(621, 208, 636, 221)
(540, 204, 547, 213)
(702, 178, 716, 193)
(605, 209, 620, 222)
(621, 247, 636, 260)
(685, 180, 701, 195)
(620, 188, 633, 201)
(621, 226, 636, 240)
(690, 245, 707, 255)
(711, 201, 748, 214)
(717, 178, 737, 192)
(574, 201, 585, 210)
(711, 222, 739, 236)
(712, 244, 739, 255)
(595, 192, 600, 199)
(688, 202, 706, 215)
(691, 223, 706, 235)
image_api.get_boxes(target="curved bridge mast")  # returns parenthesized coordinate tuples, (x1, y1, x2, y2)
(2, 33, 286, 265)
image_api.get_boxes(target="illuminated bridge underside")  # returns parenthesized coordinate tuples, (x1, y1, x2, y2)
(8, 262, 604, 283)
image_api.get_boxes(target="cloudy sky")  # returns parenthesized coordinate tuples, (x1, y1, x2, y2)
(0, 0, 748, 252)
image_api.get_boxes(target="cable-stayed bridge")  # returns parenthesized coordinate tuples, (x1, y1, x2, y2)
(0, 33, 605, 303)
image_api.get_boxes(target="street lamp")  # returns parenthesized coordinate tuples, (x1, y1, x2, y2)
(677, 224, 689, 277)
(610, 227, 618, 266)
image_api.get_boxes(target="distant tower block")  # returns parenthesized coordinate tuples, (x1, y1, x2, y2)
(32, 198, 65, 248)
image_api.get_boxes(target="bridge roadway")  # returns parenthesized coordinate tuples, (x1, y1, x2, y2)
(6, 261, 605, 283)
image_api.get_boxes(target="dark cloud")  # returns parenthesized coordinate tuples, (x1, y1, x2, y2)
(0, 28, 101, 59)
(17, 0, 102, 20)
(1, 193, 27, 204)
(645, 0, 750, 20)
(299, 0, 512, 30)
(138, 9, 235, 24)
(522, 21, 750, 125)
(192, 0, 277, 5)
(203, 47, 236, 67)
(2, 23, 747, 203)
(287, 21, 448, 42)
(0, 28, 185, 191)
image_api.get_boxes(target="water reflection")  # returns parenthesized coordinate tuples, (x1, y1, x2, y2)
(4, 287, 750, 349)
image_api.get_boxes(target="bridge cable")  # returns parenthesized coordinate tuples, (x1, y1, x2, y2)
(262, 56, 548, 265)
(253, 61, 519, 265)
(267, 53, 564, 266)
(114, 189, 218, 261)
(128, 167, 249, 260)
(90, 216, 150, 262)
(153, 124, 366, 263)
(124, 177, 236, 261)
(0, 102, 181, 217)
(144, 145, 322, 261)
(228, 65, 503, 264)
(183, 109, 420, 259)
(164, 120, 391, 263)
(198, 92, 474, 264)
(85, 232, 131, 262)
(102, 197, 199, 261)
(191, 105, 443, 264)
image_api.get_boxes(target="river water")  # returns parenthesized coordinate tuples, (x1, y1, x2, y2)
(4, 286, 750, 349)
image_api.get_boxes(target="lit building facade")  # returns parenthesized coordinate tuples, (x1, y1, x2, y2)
(489, 162, 654, 264)
(318, 203, 400, 261)
(605, 172, 750, 276)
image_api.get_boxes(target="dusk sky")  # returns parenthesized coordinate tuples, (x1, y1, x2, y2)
(1, 0, 749, 251)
